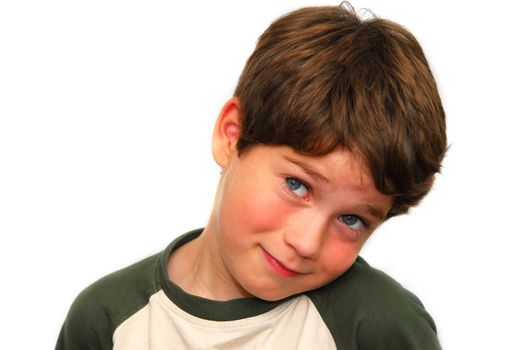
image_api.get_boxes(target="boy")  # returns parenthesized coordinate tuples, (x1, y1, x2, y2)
(57, 4, 446, 350)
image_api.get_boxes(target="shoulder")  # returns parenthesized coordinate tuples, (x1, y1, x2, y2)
(56, 252, 161, 350)
(307, 257, 441, 350)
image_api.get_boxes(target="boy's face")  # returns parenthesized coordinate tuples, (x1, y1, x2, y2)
(210, 102, 392, 301)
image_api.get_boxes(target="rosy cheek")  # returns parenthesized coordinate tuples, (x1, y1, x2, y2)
(236, 190, 290, 234)
(321, 239, 360, 275)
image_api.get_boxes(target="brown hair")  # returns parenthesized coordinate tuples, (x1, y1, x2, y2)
(234, 5, 447, 218)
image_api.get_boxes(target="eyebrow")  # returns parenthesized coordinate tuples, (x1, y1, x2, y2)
(282, 155, 331, 185)
(363, 205, 387, 222)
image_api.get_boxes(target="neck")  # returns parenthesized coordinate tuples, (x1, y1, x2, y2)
(167, 222, 251, 301)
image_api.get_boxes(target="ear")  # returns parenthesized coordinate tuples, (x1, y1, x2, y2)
(212, 97, 242, 168)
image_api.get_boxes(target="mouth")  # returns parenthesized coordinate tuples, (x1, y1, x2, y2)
(261, 247, 299, 277)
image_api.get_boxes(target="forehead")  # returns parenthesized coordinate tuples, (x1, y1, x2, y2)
(286, 147, 373, 187)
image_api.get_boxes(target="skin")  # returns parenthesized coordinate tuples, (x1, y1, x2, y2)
(168, 97, 393, 301)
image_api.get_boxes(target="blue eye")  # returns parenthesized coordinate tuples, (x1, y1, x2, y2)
(339, 214, 365, 230)
(285, 177, 309, 198)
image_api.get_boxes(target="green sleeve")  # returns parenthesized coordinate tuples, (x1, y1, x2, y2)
(56, 278, 121, 350)
(55, 283, 114, 350)
(55, 253, 161, 350)
(356, 288, 441, 350)
(308, 257, 442, 350)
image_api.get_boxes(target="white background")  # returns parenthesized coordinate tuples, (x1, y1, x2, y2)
(1, 1, 522, 349)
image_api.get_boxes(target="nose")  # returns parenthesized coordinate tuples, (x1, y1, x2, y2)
(283, 213, 327, 260)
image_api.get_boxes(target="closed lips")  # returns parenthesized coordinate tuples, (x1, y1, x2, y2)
(262, 247, 300, 277)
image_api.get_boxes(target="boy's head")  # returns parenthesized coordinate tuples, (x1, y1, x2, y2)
(206, 4, 446, 301)
(233, 5, 446, 218)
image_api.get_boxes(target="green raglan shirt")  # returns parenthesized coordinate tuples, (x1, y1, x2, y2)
(56, 229, 441, 350)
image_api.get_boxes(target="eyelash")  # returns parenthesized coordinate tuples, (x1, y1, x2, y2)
(283, 176, 369, 231)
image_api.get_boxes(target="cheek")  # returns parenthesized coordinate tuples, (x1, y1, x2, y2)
(320, 238, 361, 276)
(235, 190, 289, 234)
